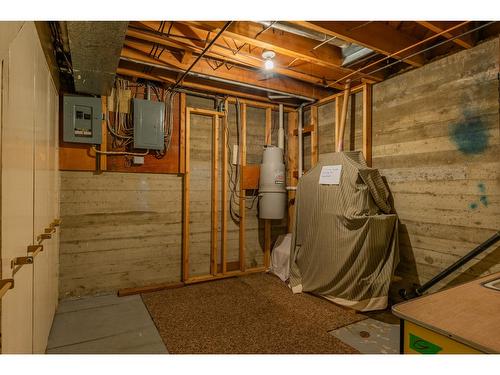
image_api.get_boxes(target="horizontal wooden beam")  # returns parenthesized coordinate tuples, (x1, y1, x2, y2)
(121, 44, 331, 100)
(183, 21, 343, 66)
(313, 84, 364, 106)
(117, 281, 184, 297)
(292, 21, 426, 67)
(416, 21, 473, 49)
(165, 21, 382, 84)
(125, 30, 337, 87)
(117, 66, 299, 107)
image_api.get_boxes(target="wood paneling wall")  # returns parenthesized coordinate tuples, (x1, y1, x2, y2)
(317, 38, 500, 295)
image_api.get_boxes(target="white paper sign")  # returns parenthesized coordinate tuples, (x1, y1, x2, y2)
(319, 165, 342, 185)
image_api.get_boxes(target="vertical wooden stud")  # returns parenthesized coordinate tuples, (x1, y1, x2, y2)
(221, 100, 228, 274)
(182, 107, 191, 281)
(337, 80, 352, 152)
(363, 83, 373, 167)
(264, 107, 272, 268)
(100, 96, 107, 170)
(211, 115, 219, 275)
(265, 107, 272, 146)
(287, 111, 298, 232)
(310, 105, 318, 167)
(239, 103, 247, 272)
(335, 97, 341, 152)
(179, 92, 186, 173)
(264, 221, 271, 269)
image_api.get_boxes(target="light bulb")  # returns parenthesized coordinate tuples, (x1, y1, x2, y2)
(264, 59, 274, 70)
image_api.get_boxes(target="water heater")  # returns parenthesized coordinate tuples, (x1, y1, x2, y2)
(259, 146, 286, 219)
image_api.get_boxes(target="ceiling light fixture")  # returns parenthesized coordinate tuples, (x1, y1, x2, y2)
(262, 50, 276, 70)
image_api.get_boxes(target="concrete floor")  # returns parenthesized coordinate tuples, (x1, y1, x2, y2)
(47, 294, 167, 354)
(329, 316, 400, 354)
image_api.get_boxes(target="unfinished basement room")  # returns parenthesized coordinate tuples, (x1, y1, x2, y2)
(1, 1, 499, 372)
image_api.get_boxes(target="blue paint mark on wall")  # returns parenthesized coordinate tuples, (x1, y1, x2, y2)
(480, 195, 489, 207)
(469, 182, 489, 210)
(449, 113, 489, 155)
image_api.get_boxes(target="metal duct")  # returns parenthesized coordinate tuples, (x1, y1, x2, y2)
(257, 21, 374, 67)
(67, 21, 128, 95)
(257, 21, 348, 48)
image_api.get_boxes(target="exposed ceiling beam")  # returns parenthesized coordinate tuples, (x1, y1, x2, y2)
(416, 21, 473, 49)
(180, 21, 344, 66)
(159, 21, 382, 83)
(120, 46, 332, 100)
(124, 31, 345, 88)
(290, 21, 427, 67)
(116, 66, 285, 103)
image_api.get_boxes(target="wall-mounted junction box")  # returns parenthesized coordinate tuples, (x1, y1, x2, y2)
(63, 95, 102, 144)
(133, 98, 165, 151)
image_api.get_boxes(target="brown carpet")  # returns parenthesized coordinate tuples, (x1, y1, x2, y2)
(141, 273, 367, 354)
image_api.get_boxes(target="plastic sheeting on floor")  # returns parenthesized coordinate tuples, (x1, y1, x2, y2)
(269, 233, 292, 282)
(289, 151, 399, 311)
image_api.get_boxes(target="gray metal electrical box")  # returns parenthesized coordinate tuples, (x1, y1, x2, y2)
(63, 95, 102, 144)
(133, 98, 165, 150)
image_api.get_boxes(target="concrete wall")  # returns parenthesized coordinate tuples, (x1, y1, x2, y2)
(59, 95, 287, 297)
(317, 38, 500, 294)
(59, 172, 182, 298)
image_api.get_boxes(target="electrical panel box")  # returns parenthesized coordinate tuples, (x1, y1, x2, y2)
(63, 95, 102, 144)
(133, 98, 165, 150)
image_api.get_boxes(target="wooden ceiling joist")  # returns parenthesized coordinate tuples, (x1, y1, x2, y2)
(117, 66, 298, 107)
(120, 45, 330, 100)
(290, 21, 427, 67)
(416, 21, 473, 49)
(125, 30, 340, 88)
(147, 21, 383, 83)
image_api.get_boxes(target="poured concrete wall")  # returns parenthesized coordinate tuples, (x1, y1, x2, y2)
(59, 95, 287, 297)
(59, 172, 182, 298)
(317, 38, 500, 294)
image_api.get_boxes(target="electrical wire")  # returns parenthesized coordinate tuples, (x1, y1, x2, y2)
(91, 146, 149, 156)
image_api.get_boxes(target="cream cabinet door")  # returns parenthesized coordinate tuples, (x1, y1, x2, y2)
(32, 42, 52, 354)
(0, 22, 35, 354)
(48, 78, 59, 319)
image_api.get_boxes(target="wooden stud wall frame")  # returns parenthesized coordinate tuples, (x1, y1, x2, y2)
(182, 102, 273, 284)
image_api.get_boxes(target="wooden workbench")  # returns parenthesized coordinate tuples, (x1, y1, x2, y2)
(392, 272, 500, 354)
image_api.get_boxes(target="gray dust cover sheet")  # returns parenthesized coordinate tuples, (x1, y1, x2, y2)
(289, 151, 399, 311)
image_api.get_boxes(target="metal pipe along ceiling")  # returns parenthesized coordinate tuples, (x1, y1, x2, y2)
(169, 21, 233, 91)
(119, 57, 316, 102)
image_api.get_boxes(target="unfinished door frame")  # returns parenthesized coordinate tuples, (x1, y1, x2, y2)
(182, 106, 224, 283)
(182, 100, 284, 284)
